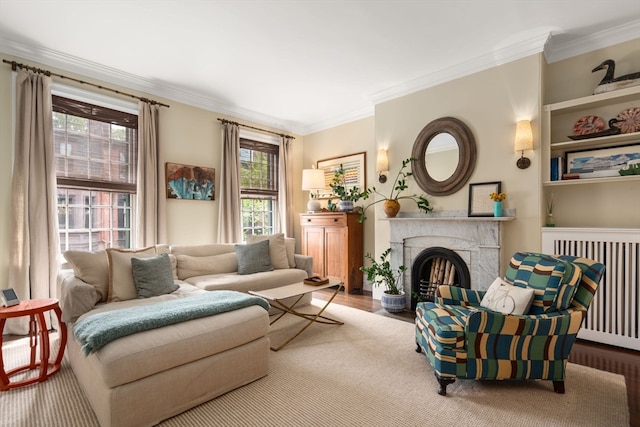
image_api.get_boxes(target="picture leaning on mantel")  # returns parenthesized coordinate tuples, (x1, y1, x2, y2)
(468, 181, 501, 217)
(316, 152, 366, 199)
(165, 162, 215, 200)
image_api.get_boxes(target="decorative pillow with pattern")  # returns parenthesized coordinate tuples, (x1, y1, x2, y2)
(480, 277, 535, 315)
(235, 240, 274, 275)
(131, 253, 179, 298)
(504, 252, 582, 314)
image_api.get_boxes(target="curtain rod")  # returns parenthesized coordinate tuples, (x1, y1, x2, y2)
(2, 59, 170, 108)
(217, 118, 295, 140)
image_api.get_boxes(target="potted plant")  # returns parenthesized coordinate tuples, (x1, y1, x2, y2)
(358, 157, 433, 222)
(360, 247, 407, 313)
(327, 164, 364, 212)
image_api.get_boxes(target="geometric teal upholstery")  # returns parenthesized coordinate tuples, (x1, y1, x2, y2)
(415, 252, 605, 395)
(504, 252, 582, 314)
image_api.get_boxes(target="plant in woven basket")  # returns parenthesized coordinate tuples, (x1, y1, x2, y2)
(360, 247, 407, 295)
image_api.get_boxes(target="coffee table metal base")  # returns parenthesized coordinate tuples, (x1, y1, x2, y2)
(252, 281, 344, 351)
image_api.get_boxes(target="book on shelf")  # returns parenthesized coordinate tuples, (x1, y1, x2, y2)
(304, 276, 330, 286)
(562, 173, 580, 180)
(550, 157, 565, 181)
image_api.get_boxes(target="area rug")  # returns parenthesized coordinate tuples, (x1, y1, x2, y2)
(1, 301, 629, 427)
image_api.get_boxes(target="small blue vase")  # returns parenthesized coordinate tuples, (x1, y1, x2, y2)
(494, 201, 503, 217)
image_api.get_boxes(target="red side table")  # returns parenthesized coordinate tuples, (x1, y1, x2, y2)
(0, 298, 67, 390)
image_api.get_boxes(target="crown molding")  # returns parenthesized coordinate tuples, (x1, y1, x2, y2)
(0, 36, 306, 135)
(366, 32, 551, 106)
(544, 20, 640, 64)
(2, 20, 638, 136)
(300, 105, 374, 135)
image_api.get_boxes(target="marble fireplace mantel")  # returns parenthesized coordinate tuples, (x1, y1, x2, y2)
(384, 211, 515, 304)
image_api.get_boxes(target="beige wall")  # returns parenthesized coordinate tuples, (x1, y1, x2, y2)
(0, 55, 304, 287)
(1, 38, 638, 292)
(373, 54, 543, 284)
(302, 117, 376, 271)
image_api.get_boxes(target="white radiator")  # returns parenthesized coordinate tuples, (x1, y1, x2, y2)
(541, 228, 640, 351)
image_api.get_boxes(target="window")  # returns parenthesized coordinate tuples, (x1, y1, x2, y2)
(240, 138, 279, 240)
(53, 95, 138, 252)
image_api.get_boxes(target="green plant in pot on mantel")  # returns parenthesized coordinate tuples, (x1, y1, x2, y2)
(358, 157, 433, 222)
(360, 247, 407, 313)
(327, 164, 364, 212)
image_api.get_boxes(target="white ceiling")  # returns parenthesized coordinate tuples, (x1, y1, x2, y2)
(1, 1, 639, 135)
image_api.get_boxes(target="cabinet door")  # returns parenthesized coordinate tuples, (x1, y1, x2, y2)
(324, 226, 347, 283)
(301, 226, 325, 277)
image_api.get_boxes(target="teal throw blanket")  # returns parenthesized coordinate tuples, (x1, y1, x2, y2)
(73, 291, 270, 355)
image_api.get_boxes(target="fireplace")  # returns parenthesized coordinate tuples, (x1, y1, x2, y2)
(385, 211, 513, 309)
(411, 246, 470, 309)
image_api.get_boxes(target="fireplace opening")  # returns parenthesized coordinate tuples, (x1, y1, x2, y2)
(411, 247, 471, 309)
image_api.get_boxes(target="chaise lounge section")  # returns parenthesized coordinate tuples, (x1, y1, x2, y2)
(57, 235, 312, 427)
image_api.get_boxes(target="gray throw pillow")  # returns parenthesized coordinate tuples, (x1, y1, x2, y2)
(235, 240, 274, 275)
(131, 253, 179, 298)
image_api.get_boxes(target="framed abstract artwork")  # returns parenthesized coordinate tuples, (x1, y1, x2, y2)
(316, 152, 366, 199)
(165, 162, 215, 200)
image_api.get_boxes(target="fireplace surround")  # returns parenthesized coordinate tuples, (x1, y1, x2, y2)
(385, 211, 514, 309)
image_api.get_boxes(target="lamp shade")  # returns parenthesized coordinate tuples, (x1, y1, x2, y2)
(302, 168, 325, 190)
(376, 149, 389, 172)
(514, 120, 533, 152)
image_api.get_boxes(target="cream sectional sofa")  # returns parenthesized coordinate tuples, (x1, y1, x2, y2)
(58, 235, 312, 427)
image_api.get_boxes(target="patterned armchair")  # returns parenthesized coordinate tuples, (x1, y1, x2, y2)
(415, 252, 605, 396)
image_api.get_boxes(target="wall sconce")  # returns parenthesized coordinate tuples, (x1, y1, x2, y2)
(514, 120, 533, 169)
(301, 167, 325, 212)
(376, 149, 389, 183)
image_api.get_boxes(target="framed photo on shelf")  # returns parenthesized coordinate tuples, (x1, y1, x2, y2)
(316, 152, 366, 199)
(468, 181, 501, 217)
(565, 143, 640, 179)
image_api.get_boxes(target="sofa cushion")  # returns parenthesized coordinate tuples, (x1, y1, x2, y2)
(235, 240, 274, 275)
(480, 277, 534, 315)
(284, 238, 296, 268)
(131, 253, 179, 298)
(186, 268, 307, 292)
(106, 247, 157, 302)
(504, 252, 582, 314)
(247, 233, 289, 269)
(246, 233, 289, 269)
(63, 249, 109, 303)
(176, 253, 238, 280)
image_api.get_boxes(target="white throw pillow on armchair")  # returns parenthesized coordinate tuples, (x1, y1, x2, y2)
(480, 277, 535, 315)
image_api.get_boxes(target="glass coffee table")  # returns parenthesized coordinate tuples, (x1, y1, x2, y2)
(249, 279, 344, 351)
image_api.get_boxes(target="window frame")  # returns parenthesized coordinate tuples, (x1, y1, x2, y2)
(52, 86, 139, 251)
(239, 130, 280, 239)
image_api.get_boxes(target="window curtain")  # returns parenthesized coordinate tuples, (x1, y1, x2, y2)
(136, 101, 166, 247)
(217, 122, 242, 243)
(277, 136, 294, 237)
(7, 70, 59, 334)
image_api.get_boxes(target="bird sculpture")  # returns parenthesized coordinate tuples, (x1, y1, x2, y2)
(592, 59, 640, 94)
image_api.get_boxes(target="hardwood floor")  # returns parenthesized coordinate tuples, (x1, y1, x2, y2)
(315, 289, 640, 427)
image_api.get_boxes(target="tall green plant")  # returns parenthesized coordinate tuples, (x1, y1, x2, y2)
(360, 248, 407, 295)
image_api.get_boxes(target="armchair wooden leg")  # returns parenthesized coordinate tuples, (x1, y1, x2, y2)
(553, 380, 565, 394)
(415, 342, 422, 353)
(435, 373, 455, 396)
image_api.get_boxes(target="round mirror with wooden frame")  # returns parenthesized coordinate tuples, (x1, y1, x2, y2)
(411, 116, 477, 196)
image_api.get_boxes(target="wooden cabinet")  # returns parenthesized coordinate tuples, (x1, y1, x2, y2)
(300, 212, 363, 294)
